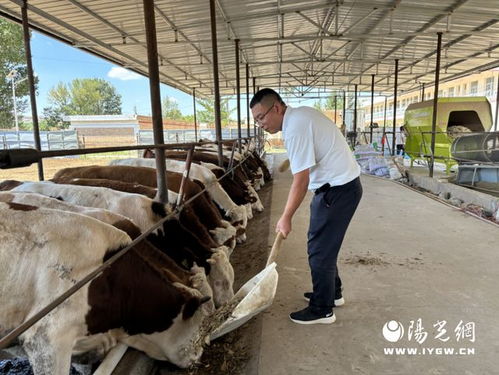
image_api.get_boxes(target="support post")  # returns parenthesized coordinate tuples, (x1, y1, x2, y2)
(370, 74, 375, 143)
(209, 0, 224, 167)
(342, 89, 346, 131)
(21, 0, 44, 181)
(421, 82, 426, 102)
(334, 95, 337, 124)
(246, 63, 250, 137)
(143, 0, 168, 203)
(382, 96, 387, 154)
(193, 87, 198, 142)
(430, 32, 443, 178)
(235, 39, 241, 153)
(353, 83, 358, 145)
(494, 73, 499, 131)
(253, 76, 257, 149)
(392, 58, 399, 156)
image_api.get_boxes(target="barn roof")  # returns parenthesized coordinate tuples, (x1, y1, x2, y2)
(1, 0, 498, 98)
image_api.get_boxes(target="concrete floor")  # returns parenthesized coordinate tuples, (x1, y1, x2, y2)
(256, 158, 499, 375)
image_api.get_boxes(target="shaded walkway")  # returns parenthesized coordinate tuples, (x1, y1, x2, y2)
(257, 158, 499, 375)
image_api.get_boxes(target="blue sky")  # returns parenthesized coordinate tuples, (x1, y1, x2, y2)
(29, 31, 319, 121)
(31, 32, 198, 117)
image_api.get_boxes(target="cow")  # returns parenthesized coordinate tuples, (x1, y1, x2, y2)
(140, 149, 262, 215)
(0, 202, 214, 374)
(150, 150, 265, 214)
(0, 191, 131, 225)
(52, 178, 232, 250)
(11, 181, 168, 234)
(193, 160, 265, 218)
(109, 158, 248, 230)
(0, 179, 22, 191)
(0, 191, 215, 311)
(60, 177, 158, 199)
(0, 189, 234, 307)
(194, 145, 266, 189)
(51, 165, 238, 246)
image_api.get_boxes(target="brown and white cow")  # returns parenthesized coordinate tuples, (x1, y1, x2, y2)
(52, 165, 238, 246)
(0, 202, 214, 374)
(151, 150, 265, 215)
(110, 158, 248, 231)
(194, 145, 266, 190)
(0, 191, 215, 314)
(11, 181, 168, 234)
(2, 187, 233, 307)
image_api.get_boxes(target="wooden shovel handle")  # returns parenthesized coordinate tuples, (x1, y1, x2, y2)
(266, 232, 285, 266)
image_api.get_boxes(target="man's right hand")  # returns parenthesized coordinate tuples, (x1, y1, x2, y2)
(276, 214, 292, 238)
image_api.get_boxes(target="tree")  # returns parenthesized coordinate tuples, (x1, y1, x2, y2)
(162, 96, 182, 120)
(42, 106, 69, 129)
(0, 18, 32, 128)
(182, 114, 195, 123)
(47, 78, 122, 116)
(196, 97, 234, 127)
(314, 93, 344, 111)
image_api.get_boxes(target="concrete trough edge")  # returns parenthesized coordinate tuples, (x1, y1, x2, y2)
(406, 171, 499, 217)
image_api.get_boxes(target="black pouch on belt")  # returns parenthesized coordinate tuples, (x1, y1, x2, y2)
(315, 183, 331, 195)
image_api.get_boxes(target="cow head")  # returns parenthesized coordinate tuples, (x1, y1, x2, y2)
(122, 291, 209, 368)
(226, 205, 248, 229)
(207, 250, 234, 307)
(190, 263, 215, 315)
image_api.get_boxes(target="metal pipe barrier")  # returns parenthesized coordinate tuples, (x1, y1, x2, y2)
(0, 146, 256, 349)
(0, 138, 256, 170)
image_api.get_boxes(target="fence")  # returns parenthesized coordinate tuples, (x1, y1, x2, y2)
(0, 128, 257, 154)
(0, 130, 79, 151)
(137, 128, 255, 145)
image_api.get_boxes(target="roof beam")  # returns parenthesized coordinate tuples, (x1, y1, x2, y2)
(7, 0, 195, 93)
(214, 0, 254, 79)
(299, 0, 400, 94)
(350, 0, 473, 85)
(84, 28, 499, 47)
(217, 1, 497, 26)
(340, 7, 379, 35)
(296, 10, 334, 36)
(62, 0, 206, 90)
(384, 18, 499, 88)
(154, 5, 229, 87)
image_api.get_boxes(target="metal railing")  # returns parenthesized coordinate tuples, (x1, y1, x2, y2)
(0, 138, 259, 349)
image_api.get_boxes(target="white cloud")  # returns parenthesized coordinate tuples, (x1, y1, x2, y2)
(107, 67, 142, 81)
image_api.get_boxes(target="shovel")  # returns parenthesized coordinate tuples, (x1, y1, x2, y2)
(210, 231, 286, 340)
(266, 231, 285, 266)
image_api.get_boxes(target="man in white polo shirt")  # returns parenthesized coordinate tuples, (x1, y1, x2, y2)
(250, 88, 363, 325)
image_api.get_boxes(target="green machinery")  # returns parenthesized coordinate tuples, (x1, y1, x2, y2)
(404, 97, 493, 173)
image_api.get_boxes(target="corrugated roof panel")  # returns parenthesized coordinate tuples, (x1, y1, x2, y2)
(0, 0, 497, 97)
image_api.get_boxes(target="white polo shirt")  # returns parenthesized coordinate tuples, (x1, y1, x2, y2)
(282, 106, 360, 191)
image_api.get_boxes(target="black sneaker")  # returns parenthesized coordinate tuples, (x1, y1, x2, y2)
(303, 292, 345, 307)
(289, 307, 336, 325)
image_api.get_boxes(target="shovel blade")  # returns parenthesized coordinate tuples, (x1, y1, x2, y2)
(210, 263, 278, 340)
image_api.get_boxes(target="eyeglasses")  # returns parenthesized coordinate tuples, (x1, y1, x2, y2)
(254, 102, 275, 125)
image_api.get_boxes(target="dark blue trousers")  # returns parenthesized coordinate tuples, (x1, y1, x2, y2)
(307, 177, 363, 313)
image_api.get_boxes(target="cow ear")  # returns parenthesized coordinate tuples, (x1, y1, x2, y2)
(206, 258, 216, 264)
(200, 296, 211, 305)
(182, 296, 208, 320)
(151, 201, 167, 218)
